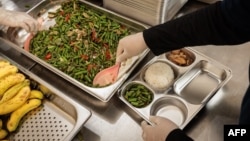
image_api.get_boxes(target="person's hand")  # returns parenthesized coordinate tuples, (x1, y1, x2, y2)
(141, 116, 179, 141)
(0, 8, 39, 34)
(116, 32, 148, 63)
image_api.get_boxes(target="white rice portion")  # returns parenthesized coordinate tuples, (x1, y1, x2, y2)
(144, 62, 174, 89)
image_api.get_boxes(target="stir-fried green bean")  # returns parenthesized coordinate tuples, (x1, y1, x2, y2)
(30, 0, 130, 87)
(124, 83, 153, 108)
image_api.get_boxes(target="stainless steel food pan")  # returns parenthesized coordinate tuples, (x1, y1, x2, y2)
(0, 54, 91, 141)
(118, 47, 232, 129)
(6, 0, 149, 102)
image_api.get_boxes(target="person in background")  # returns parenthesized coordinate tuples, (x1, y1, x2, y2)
(0, 8, 39, 34)
(116, 0, 250, 140)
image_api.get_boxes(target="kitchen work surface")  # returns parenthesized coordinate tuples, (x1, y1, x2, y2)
(1, 0, 250, 141)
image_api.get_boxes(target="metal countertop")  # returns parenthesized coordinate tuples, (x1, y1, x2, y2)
(1, 0, 250, 141)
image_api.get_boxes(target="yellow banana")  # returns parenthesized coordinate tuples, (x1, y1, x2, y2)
(0, 60, 10, 67)
(0, 86, 30, 115)
(38, 84, 52, 95)
(0, 79, 30, 104)
(7, 99, 41, 132)
(29, 90, 44, 99)
(0, 65, 18, 79)
(0, 119, 2, 129)
(0, 73, 25, 96)
(0, 129, 8, 140)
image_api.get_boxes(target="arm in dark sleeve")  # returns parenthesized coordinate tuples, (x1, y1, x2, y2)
(166, 129, 193, 141)
(143, 0, 250, 55)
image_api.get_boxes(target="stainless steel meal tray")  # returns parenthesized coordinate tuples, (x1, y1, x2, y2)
(6, 0, 149, 102)
(0, 54, 91, 141)
(118, 47, 232, 129)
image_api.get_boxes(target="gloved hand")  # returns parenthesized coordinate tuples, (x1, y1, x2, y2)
(116, 32, 148, 63)
(141, 116, 178, 141)
(0, 8, 39, 34)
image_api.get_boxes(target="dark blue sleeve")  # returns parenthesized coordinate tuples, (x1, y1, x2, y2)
(239, 84, 250, 124)
(221, 0, 250, 31)
(143, 0, 250, 55)
(239, 64, 250, 124)
(166, 129, 193, 141)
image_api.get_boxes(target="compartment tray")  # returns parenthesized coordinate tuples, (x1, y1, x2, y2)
(118, 47, 232, 129)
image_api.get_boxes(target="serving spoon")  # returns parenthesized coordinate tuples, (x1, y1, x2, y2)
(23, 17, 44, 51)
(93, 63, 120, 87)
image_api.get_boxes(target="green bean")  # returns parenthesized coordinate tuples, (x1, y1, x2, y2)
(131, 101, 139, 106)
(124, 83, 153, 108)
(128, 98, 137, 102)
(30, 0, 130, 87)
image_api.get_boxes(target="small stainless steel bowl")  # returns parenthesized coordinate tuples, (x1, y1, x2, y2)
(165, 48, 195, 67)
(150, 96, 188, 126)
(122, 81, 154, 108)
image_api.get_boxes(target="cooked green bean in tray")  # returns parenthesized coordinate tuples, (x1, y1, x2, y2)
(124, 83, 153, 108)
(30, 0, 130, 87)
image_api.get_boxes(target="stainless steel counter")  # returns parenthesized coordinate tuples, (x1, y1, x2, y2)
(1, 0, 250, 141)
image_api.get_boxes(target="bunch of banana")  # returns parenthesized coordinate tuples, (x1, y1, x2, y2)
(0, 60, 44, 139)
(0, 119, 8, 140)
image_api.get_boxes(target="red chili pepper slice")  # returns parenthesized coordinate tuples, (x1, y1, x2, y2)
(87, 64, 96, 72)
(103, 43, 111, 60)
(60, 11, 65, 16)
(91, 29, 97, 41)
(81, 54, 89, 60)
(65, 14, 70, 22)
(45, 53, 52, 60)
(105, 50, 111, 60)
